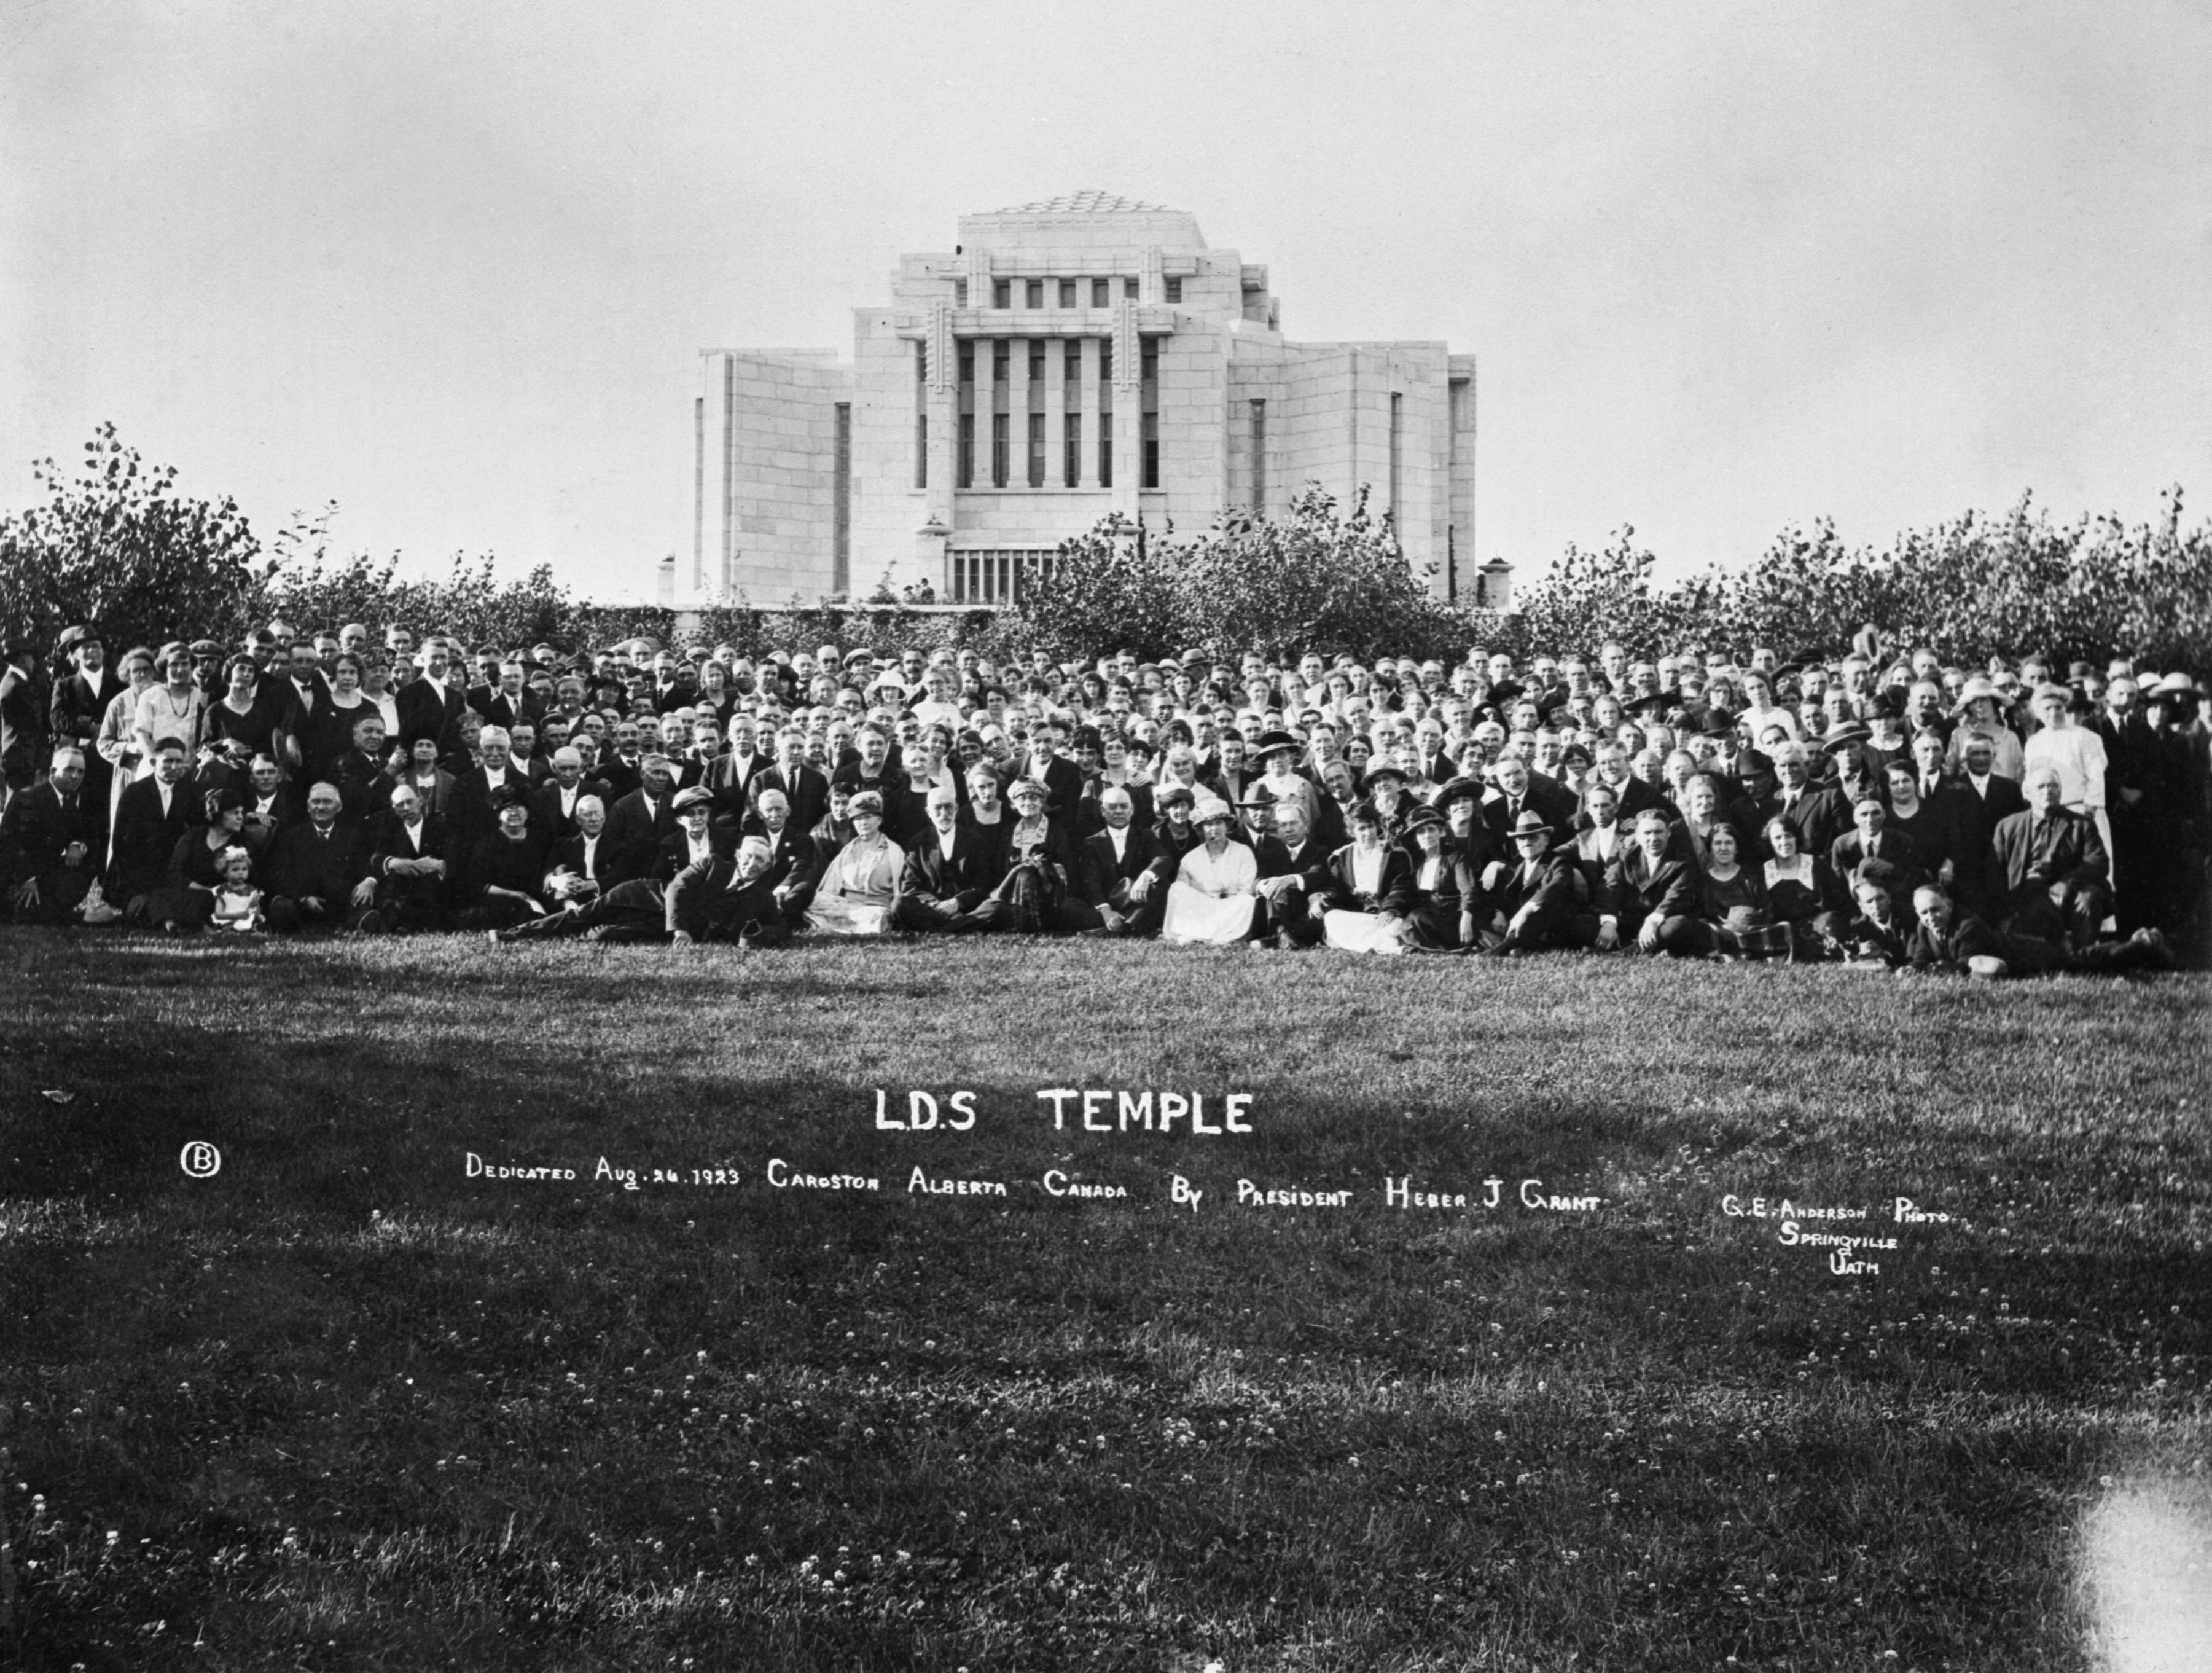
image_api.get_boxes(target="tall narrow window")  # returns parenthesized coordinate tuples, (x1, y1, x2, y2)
(992, 413, 1009, 488)
(1092, 277, 1109, 307)
(1025, 278, 1044, 309)
(1064, 411, 1081, 488)
(1249, 399, 1267, 511)
(1139, 338, 1160, 489)
(957, 345, 975, 488)
(1028, 413, 1045, 488)
(1164, 276, 1182, 304)
(992, 278, 1010, 309)
(1058, 278, 1076, 308)
(1098, 339, 1114, 488)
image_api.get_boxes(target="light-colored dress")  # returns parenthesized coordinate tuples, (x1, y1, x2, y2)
(135, 684, 205, 757)
(1323, 844, 1407, 955)
(1161, 840, 1258, 945)
(806, 836, 904, 936)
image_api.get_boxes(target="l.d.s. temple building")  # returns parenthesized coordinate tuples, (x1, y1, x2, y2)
(689, 194, 1487, 608)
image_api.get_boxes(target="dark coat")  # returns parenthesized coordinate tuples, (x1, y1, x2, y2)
(1075, 822, 1172, 907)
(1315, 843, 1415, 916)
(1, 778, 100, 888)
(107, 775, 198, 899)
(267, 819, 369, 903)
(1600, 845, 1704, 927)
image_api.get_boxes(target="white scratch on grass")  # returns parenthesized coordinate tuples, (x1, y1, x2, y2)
(2085, 1471, 2212, 1673)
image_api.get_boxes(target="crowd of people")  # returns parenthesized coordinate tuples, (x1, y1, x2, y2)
(1, 619, 2205, 976)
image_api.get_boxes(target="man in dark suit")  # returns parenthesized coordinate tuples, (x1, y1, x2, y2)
(1751, 742, 1850, 861)
(327, 711, 397, 828)
(49, 627, 122, 815)
(606, 754, 680, 881)
(665, 836, 789, 946)
(396, 643, 465, 750)
(544, 793, 627, 900)
(1940, 734, 2027, 909)
(1073, 784, 1171, 937)
(703, 715, 771, 826)
(529, 748, 611, 844)
(107, 738, 198, 912)
(1991, 764, 2111, 951)
(1827, 796, 1925, 919)
(448, 725, 530, 852)
(748, 787, 823, 918)
(362, 782, 455, 933)
(1577, 743, 1667, 830)
(1253, 800, 1336, 949)
(2, 746, 99, 922)
(1480, 809, 1588, 953)
(1017, 719, 1084, 821)
(899, 785, 1012, 933)
(1, 643, 47, 795)
(746, 730, 830, 838)
(1566, 780, 1632, 909)
(266, 782, 375, 933)
(1597, 810, 1715, 956)
(1482, 754, 1573, 851)
(274, 639, 335, 777)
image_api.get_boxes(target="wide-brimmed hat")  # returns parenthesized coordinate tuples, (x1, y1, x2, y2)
(1951, 675, 2001, 712)
(1364, 761, 1409, 784)
(1820, 719, 1872, 752)
(1432, 775, 1485, 810)
(1509, 810, 1552, 840)
(1401, 804, 1445, 834)
(1192, 794, 1233, 824)
(1253, 729, 1300, 758)
(2149, 671, 2202, 699)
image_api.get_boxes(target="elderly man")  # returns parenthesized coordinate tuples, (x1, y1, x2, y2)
(1991, 762, 2111, 952)
(1905, 880, 2170, 976)
(363, 782, 453, 933)
(267, 782, 375, 933)
(2, 746, 99, 923)
(530, 746, 608, 843)
(2022, 684, 2112, 923)
(1478, 809, 1587, 954)
(899, 785, 1010, 933)
(665, 834, 790, 946)
(1074, 783, 1171, 937)
(606, 754, 680, 878)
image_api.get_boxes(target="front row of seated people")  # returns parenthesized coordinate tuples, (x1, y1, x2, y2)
(7, 735, 2171, 978)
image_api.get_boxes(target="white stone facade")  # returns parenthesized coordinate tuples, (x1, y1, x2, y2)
(692, 195, 1481, 608)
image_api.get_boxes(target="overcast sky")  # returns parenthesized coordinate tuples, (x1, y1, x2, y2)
(4, 0, 2207, 600)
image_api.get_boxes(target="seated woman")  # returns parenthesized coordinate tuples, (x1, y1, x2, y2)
(985, 779, 1096, 933)
(805, 789, 904, 935)
(1759, 815, 1841, 960)
(149, 788, 252, 931)
(1699, 820, 1788, 959)
(1317, 800, 1415, 955)
(1152, 784, 1202, 867)
(1401, 804, 1480, 952)
(454, 785, 550, 931)
(1160, 795, 1260, 946)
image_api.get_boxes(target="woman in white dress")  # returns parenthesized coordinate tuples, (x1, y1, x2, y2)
(95, 646, 158, 825)
(805, 789, 904, 936)
(133, 645, 206, 767)
(1160, 795, 1259, 946)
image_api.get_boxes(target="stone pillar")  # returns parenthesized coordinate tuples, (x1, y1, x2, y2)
(1077, 337, 1101, 489)
(1043, 330, 1068, 490)
(1006, 335, 1030, 490)
(1111, 302, 1141, 518)
(919, 304, 958, 595)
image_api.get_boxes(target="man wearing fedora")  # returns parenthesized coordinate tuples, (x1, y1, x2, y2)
(1480, 807, 1589, 954)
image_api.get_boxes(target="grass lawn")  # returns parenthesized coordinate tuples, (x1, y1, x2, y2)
(1, 929, 2206, 1671)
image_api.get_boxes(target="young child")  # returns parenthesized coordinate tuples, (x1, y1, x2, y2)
(209, 845, 265, 933)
